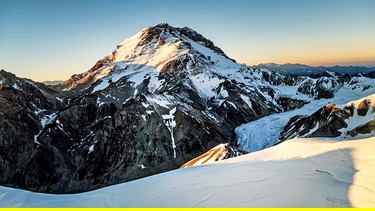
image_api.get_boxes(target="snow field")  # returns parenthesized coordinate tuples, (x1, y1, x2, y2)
(1, 136, 374, 207)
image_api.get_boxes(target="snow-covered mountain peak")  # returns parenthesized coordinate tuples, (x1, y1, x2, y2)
(111, 23, 237, 70)
(59, 23, 240, 92)
(111, 24, 190, 71)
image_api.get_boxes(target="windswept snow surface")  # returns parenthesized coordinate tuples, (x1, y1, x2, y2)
(1, 136, 374, 207)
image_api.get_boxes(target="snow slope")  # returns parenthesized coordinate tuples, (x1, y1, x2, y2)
(1, 135, 374, 207)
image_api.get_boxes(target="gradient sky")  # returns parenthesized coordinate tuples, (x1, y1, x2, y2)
(1, 0, 374, 81)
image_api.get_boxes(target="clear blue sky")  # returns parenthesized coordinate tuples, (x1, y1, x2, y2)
(1, 0, 375, 81)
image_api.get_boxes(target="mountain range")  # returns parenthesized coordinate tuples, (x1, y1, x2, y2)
(252, 63, 375, 77)
(1, 23, 374, 205)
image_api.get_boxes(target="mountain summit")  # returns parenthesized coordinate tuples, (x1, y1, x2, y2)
(112, 23, 234, 65)
(59, 23, 238, 92)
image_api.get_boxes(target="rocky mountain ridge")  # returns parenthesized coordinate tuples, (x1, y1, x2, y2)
(280, 95, 375, 142)
(253, 63, 375, 77)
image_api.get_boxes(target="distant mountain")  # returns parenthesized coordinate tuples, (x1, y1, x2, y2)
(1, 23, 375, 195)
(252, 63, 375, 77)
(41, 80, 64, 86)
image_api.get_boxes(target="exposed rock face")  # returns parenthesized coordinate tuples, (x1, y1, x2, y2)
(283, 74, 305, 86)
(357, 99, 371, 116)
(297, 77, 337, 99)
(34, 95, 231, 192)
(280, 98, 375, 142)
(280, 104, 353, 141)
(0, 70, 62, 192)
(276, 97, 308, 111)
(348, 118, 375, 137)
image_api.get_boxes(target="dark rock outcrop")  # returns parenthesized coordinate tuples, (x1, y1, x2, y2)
(276, 97, 308, 111)
(348, 118, 375, 137)
(0, 70, 62, 192)
(357, 99, 371, 116)
(280, 98, 375, 142)
(297, 77, 337, 99)
(280, 104, 354, 141)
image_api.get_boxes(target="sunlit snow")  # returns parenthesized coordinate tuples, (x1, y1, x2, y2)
(1, 135, 374, 207)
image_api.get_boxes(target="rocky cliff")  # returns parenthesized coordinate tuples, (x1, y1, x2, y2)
(280, 97, 375, 141)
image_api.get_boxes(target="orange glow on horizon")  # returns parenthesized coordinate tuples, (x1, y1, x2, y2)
(243, 56, 375, 67)
(241, 51, 375, 67)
